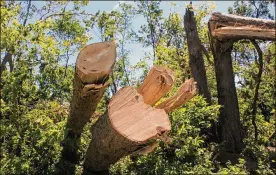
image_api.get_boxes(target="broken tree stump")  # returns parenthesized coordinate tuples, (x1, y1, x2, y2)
(208, 12, 275, 153)
(131, 78, 198, 157)
(138, 66, 175, 105)
(184, 7, 211, 104)
(209, 12, 276, 41)
(157, 79, 197, 113)
(83, 87, 170, 174)
(58, 41, 116, 171)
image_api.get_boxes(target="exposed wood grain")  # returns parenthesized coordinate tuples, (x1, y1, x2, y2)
(83, 87, 170, 173)
(156, 79, 197, 113)
(138, 66, 175, 105)
(212, 27, 275, 41)
(76, 41, 116, 84)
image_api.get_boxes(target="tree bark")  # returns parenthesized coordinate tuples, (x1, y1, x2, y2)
(210, 12, 275, 41)
(209, 20, 244, 152)
(211, 39, 244, 153)
(83, 87, 170, 174)
(184, 7, 211, 104)
(56, 41, 116, 174)
(184, 7, 219, 142)
(208, 12, 275, 153)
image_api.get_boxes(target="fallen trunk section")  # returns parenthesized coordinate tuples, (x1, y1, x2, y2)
(56, 41, 116, 174)
(210, 12, 276, 41)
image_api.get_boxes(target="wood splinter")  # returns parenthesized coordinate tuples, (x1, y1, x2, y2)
(157, 78, 198, 113)
(138, 66, 175, 105)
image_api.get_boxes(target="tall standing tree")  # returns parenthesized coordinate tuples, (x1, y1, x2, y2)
(136, 1, 163, 60)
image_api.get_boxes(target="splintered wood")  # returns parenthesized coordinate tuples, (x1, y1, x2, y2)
(109, 87, 171, 142)
(209, 12, 276, 41)
(157, 79, 197, 113)
(83, 65, 197, 174)
(83, 86, 171, 173)
(138, 66, 175, 105)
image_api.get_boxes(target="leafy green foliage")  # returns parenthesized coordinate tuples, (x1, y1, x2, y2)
(1, 1, 275, 174)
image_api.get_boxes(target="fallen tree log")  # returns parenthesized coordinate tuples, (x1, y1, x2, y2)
(209, 12, 276, 41)
(83, 87, 171, 174)
(138, 66, 175, 105)
(58, 41, 116, 172)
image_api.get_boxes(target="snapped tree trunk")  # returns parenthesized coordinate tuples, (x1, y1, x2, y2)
(184, 7, 218, 142)
(83, 66, 197, 174)
(56, 41, 116, 174)
(83, 87, 171, 174)
(184, 7, 211, 104)
(82, 66, 174, 174)
(209, 37, 244, 153)
(208, 12, 275, 153)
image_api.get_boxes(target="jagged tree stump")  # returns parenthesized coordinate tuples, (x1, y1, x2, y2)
(58, 41, 116, 173)
(83, 66, 176, 174)
(83, 64, 197, 174)
(83, 87, 171, 174)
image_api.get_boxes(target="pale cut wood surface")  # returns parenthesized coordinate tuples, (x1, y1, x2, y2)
(156, 78, 197, 113)
(76, 41, 116, 83)
(109, 87, 171, 142)
(138, 66, 175, 105)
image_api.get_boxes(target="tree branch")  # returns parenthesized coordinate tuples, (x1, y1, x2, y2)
(23, 0, 32, 26)
(250, 39, 263, 141)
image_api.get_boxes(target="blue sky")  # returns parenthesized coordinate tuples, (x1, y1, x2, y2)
(68, 1, 236, 68)
(30, 1, 275, 73)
